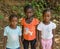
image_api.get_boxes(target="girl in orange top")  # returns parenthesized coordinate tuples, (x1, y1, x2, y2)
(21, 5, 39, 49)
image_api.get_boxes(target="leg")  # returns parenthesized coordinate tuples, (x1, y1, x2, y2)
(23, 39, 29, 49)
(30, 39, 36, 49)
(41, 39, 46, 49)
(46, 39, 52, 49)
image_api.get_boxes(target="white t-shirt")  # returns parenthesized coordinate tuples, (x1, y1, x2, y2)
(37, 22, 56, 39)
(4, 26, 22, 49)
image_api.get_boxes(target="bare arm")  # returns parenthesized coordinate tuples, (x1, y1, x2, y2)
(4, 36, 7, 49)
(36, 27, 39, 43)
(35, 25, 40, 47)
(38, 31, 42, 49)
(19, 36, 22, 49)
(21, 26, 24, 42)
(52, 29, 56, 49)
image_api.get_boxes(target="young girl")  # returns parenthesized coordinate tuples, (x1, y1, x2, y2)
(37, 9, 56, 49)
(4, 14, 22, 49)
(21, 5, 39, 49)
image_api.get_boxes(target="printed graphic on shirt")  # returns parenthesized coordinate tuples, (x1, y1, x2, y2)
(24, 28, 33, 36)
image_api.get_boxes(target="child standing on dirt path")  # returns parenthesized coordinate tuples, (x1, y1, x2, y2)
(4, 14, 22, 49)
(21, 5, 39, 49)
(37, 9, 56, 49)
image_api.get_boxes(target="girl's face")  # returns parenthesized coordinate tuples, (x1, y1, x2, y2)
(25, 8, 34, 18)
(43, 12, 51, 22)
(10, 17, 18, 28)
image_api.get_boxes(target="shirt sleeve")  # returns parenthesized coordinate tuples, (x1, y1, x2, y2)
(52, 23, 56, 29)
(34, 18, 40, 25)
(18, 26, 22, 36)
(4, 27, 7, 36)
(37, 23, 42, 31)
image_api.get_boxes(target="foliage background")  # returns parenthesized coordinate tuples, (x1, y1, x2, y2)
(0, 0, 60, 20)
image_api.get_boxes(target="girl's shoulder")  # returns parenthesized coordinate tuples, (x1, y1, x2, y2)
(38, 22, 43, 26)
(21, 18, 25, 20)
(39, 21, 43, 24)
(50, 21, 56, 29)
(17, 26, 22, 30)
(4, 25, 9, 29)
(17, 26, 21, 28)
(33, 18, 39, 20)
(33, 18, 40, 22)
(4, 26, 10, 31)
(21, 18, 25, 22)
(50, 21, 56, 25)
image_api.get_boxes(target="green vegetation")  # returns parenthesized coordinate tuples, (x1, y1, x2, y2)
(0, 0, 60, 20)
(0, 14, 4, 20)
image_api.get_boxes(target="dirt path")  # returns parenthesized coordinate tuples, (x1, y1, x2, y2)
(55, 33, 60, 49)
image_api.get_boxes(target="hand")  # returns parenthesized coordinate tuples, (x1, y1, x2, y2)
(4, 47, 6, 49)
(20, 47, 23, 49)
(52, 43, 54, 49)
(34, 42, 38, 47)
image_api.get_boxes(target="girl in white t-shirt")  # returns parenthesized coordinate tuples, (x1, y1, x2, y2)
(37, 9, 56, 49)
(4, 14, 22, 49)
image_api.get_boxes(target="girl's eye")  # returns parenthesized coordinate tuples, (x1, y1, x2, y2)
(47, 15, 50, 17)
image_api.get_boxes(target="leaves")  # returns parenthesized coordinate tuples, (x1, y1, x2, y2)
(0, 14, 4, 20)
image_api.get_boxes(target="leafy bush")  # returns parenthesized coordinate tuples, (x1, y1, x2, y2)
(0, 0, 60, 20)
(0, 14, 4, 20)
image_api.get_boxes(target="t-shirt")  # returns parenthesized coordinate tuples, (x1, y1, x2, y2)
(37, 22, 56, 39)
(4, 26, 22, 49)
(21, 18, 39, 40)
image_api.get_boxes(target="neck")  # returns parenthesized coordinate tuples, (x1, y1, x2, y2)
(28, 16, 32, 19)
(9, 25, 17, 29)
(26, 16, 33, 20)
(43, 21, 50, 25)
